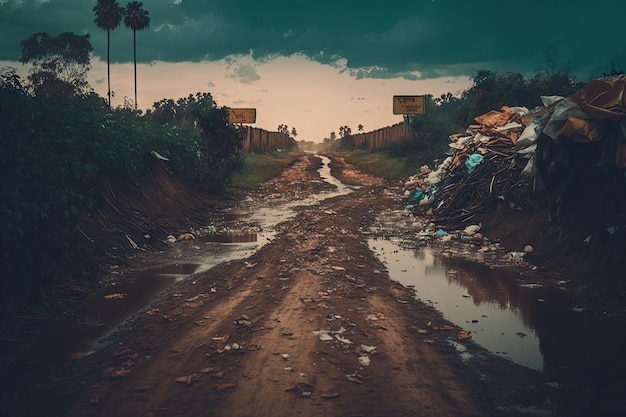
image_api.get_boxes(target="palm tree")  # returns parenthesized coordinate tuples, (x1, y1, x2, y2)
(123, 1, 150, 110)
(93, 0, 124, 107)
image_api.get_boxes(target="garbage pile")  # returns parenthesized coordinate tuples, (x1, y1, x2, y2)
(404, 75, 626, 247)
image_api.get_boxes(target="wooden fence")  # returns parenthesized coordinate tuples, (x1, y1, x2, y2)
(243, 126, 295, 152)
(352, 122, 415, 150)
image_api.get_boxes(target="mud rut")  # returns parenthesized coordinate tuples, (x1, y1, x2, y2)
(3, 156, 545, 417)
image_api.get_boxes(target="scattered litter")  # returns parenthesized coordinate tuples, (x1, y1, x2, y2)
(313, 330, 334, 342)
(281, 353, 290, 360)
(178, 233, 195, 241)
(176, 373, 201, 385)
(214, 382, 235, 391)
(458, 331, 472, 340)
(286, 382, 315, 397)
(360, 344, 377, 353)
(345, 371, 367, 384)
(108, 367, 130, 378)
(358, 356, 370, 366)
(104, 293, 125, 300)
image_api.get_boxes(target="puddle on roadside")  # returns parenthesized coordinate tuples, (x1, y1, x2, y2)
(369, 236, 626, 377)
(29, 262, 208, 370)
(35, 155, 354, 363)
(201, 230, 259, 243)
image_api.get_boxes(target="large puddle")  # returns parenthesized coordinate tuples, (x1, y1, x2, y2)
(369, 233, 626, 378)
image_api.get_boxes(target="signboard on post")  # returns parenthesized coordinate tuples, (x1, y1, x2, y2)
(227, 108, 257, 124)
(392, 95, 425, 115)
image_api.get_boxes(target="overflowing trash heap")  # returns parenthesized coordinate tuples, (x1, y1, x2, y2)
(404, 75, 626, 253)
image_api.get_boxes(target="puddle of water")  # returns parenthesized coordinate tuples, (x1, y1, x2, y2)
(369, 236, 626, 376)
(29, 263, 206, 368)
(201, 230, 259, 243)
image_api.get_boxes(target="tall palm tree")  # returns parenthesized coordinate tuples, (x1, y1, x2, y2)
(123, 1, 150, 110)
(93, 0, 124, 107)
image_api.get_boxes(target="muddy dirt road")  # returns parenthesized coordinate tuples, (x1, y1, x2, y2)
(0, 155, 620, 417)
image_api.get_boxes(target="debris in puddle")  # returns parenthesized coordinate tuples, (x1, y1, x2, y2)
(458, 331, 472, 340)
(108, 367, 130, 378)
(104, 293, 125, 300)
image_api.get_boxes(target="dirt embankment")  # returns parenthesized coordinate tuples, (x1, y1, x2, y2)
(0, 155, 619, 417)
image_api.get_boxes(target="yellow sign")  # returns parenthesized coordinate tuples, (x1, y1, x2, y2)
(392, 95, 425, 115)
(227, 108, 257, 124)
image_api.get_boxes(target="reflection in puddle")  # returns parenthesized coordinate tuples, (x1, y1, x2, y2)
(202, 230, 258, 243)
(369, 238, 546, 370)
(32, 263, 207, 367)
(369, 237, 626, 376)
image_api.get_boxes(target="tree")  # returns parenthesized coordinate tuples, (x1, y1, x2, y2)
(338, 126, 354, 151)
(330, 131, 336, 141)
(277, 124, 289, 135)
(358, 124, 364, 132)
(123, 1, 150, 110)
(19, 32, 93, 97)
(194, 106, 245, 193)
(93, 0, 124, 107)
(290, 127, 298, 139)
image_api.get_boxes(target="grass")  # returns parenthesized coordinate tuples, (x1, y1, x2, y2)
(335, 150, 418, 181)
(229, 150, 305, 190)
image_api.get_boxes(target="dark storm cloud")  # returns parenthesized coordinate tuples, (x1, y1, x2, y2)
(2, 0, 625, 81)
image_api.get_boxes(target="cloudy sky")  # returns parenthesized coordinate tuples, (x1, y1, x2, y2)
(1, 0, 624, 142)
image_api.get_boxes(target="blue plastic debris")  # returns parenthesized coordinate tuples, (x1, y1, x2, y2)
(465, 153, 484, 173)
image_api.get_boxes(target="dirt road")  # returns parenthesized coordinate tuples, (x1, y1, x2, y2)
(0, 155, 600, 416)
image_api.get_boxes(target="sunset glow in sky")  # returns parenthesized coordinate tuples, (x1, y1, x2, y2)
(2, 1, 625, 141)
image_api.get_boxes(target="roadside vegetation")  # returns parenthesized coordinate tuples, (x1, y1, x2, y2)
(229, 150, 305, 190)
(339, 150, 416, 181)
(0, 28, 244, 318)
